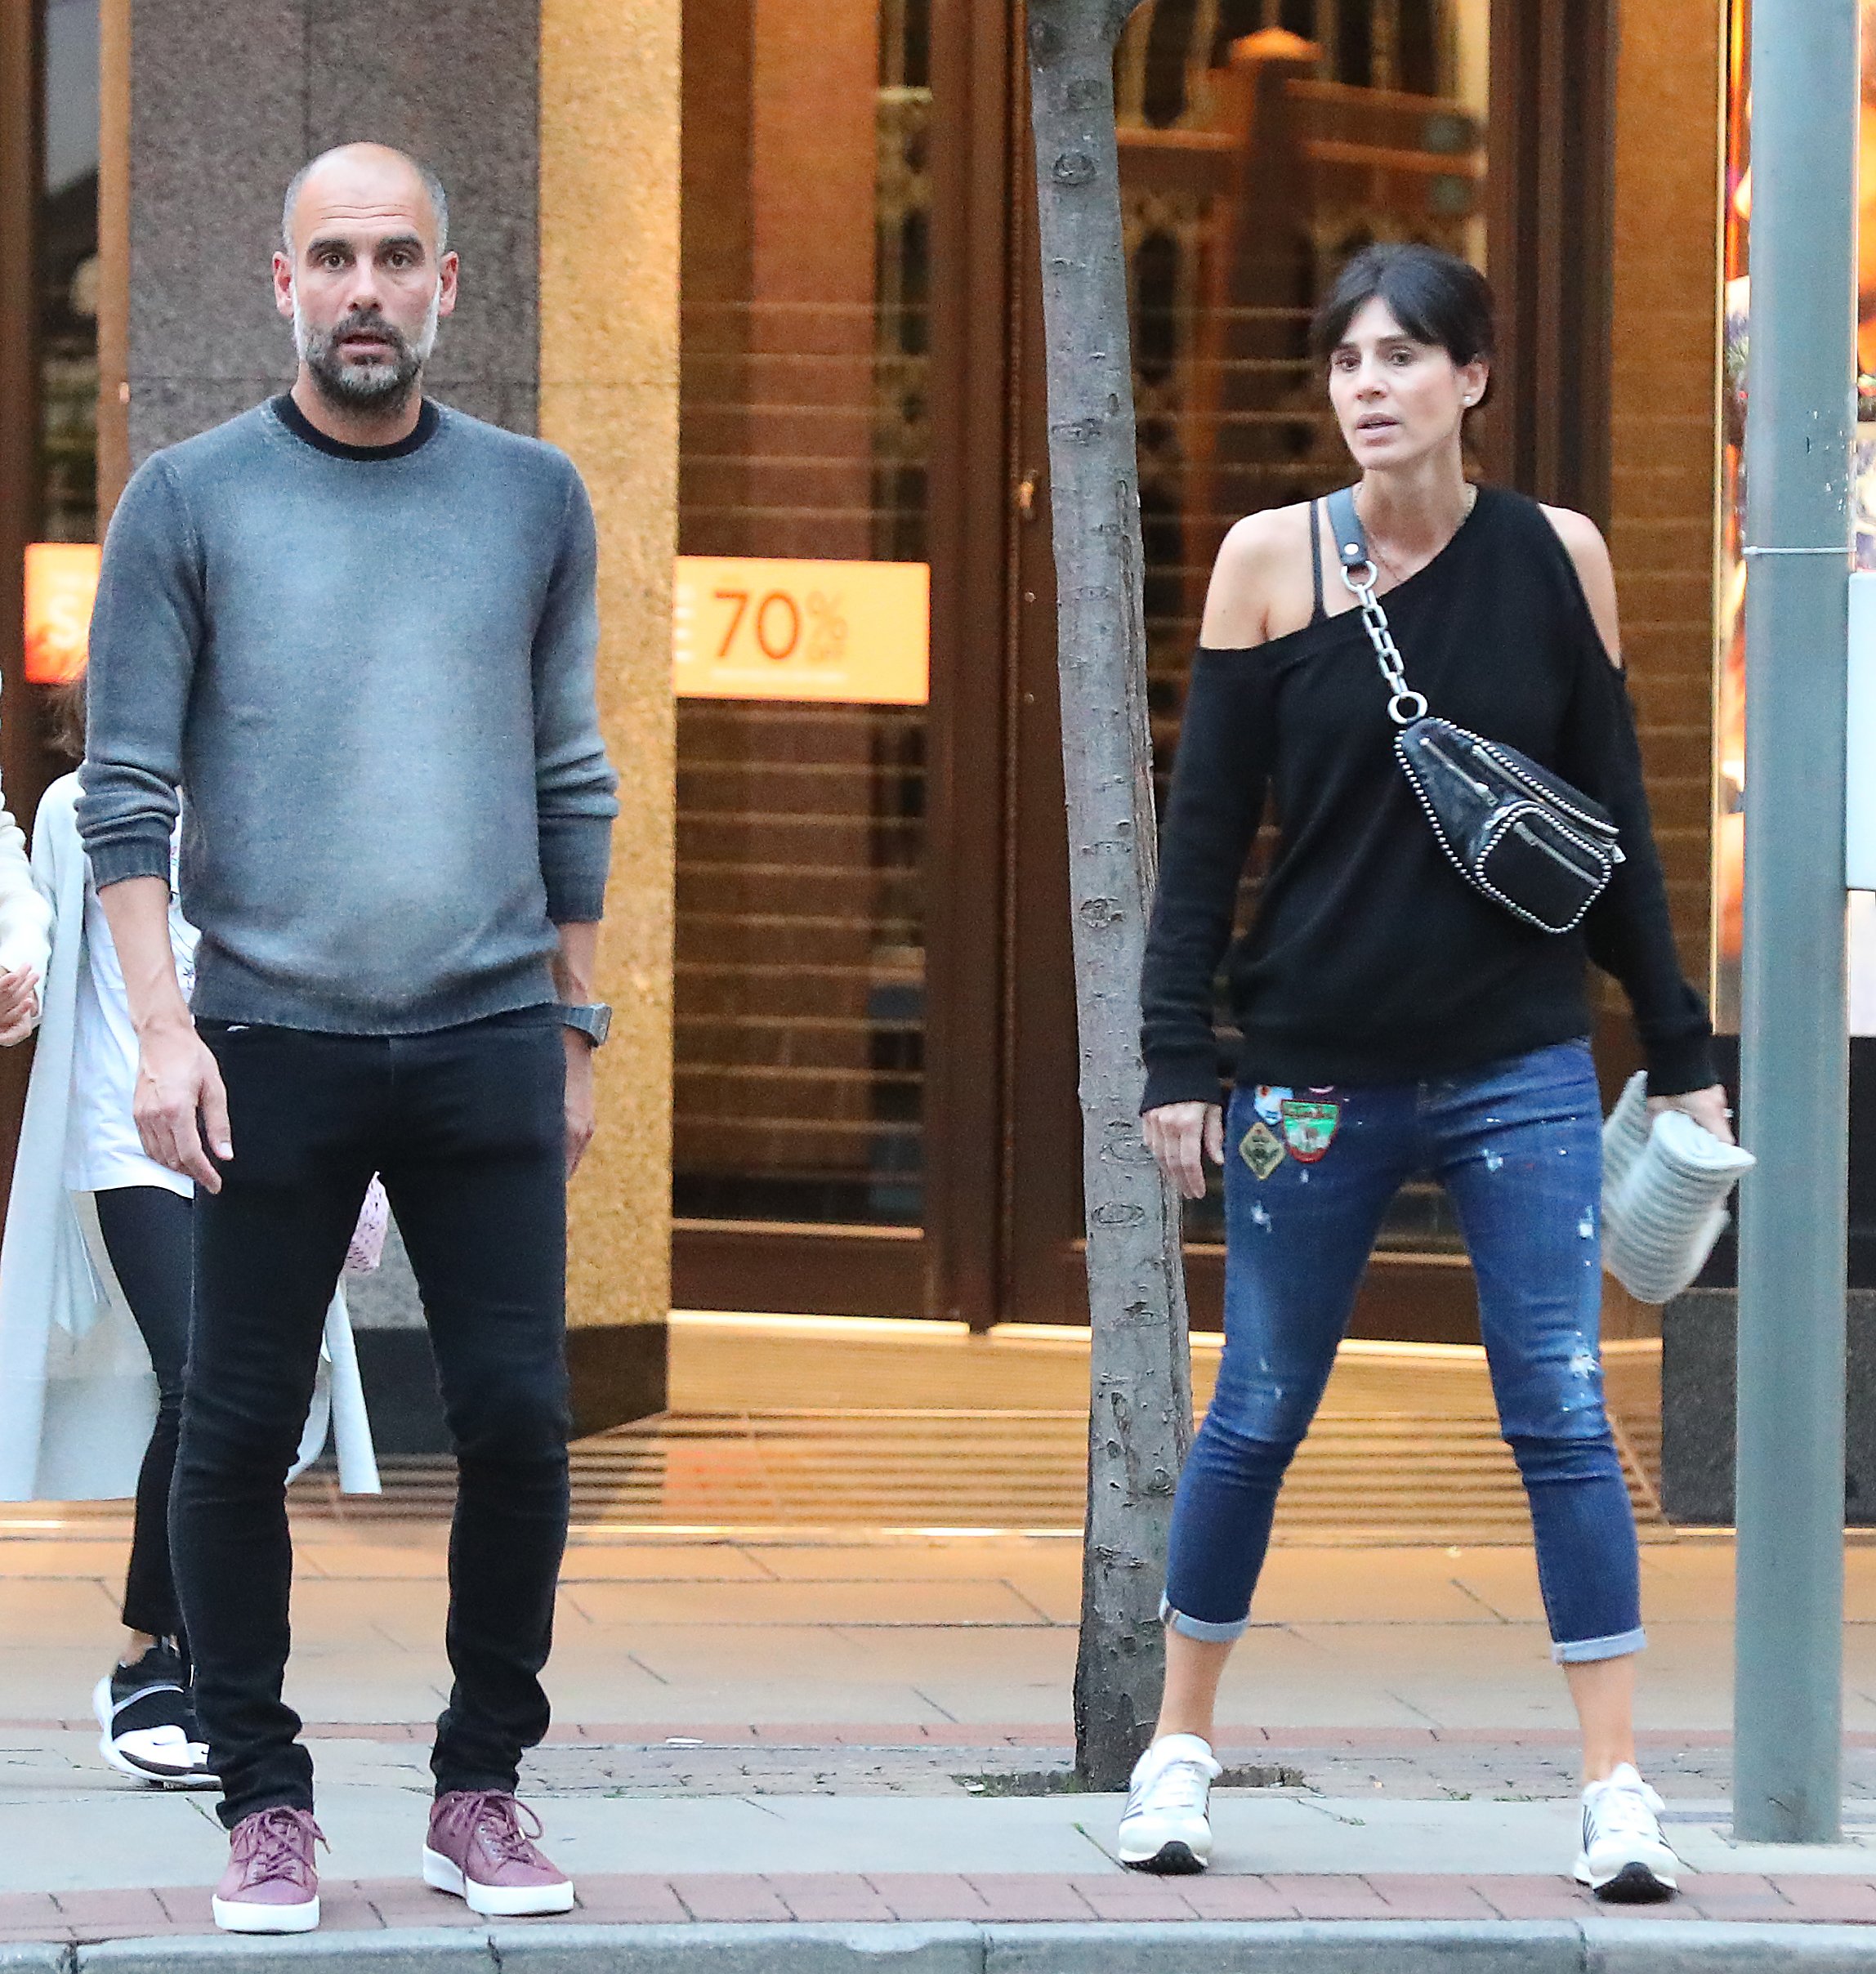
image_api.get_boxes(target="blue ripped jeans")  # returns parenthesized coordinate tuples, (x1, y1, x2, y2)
(1163, 1040, 1643, 1665)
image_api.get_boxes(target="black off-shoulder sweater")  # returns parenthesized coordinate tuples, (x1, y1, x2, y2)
(1139, 486, 1715, 1110)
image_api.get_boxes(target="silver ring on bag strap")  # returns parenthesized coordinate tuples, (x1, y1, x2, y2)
(1338, 558, 1428, 726)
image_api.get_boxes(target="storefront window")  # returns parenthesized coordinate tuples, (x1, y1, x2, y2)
(673, 0, 931, 1225)
(1116, 0, 1489, 1244)
(1718, 0, 1876, 1034)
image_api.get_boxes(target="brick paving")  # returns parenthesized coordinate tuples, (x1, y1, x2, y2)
(4, 1869, 1876, 1943)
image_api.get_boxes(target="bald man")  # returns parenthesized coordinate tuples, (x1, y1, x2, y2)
(78, 144, 614, 1932)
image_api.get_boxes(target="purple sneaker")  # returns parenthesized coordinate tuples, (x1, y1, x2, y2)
(212, 1807, 323, 1933)
(423, 1790, 574, 1916)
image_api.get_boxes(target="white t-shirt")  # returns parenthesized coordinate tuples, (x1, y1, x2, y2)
(62, 830, 199, 1198)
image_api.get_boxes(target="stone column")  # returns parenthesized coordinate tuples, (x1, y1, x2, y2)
(1608, 0, 1722, 1004)
(1606, 0, 1724, 1498)
(540, 0, 681, 1426)
(117, 0, 677, 1431)
(124, 0, 540, 458)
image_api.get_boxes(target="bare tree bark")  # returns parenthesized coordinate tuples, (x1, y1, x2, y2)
(1025, 0, 1194, 1790)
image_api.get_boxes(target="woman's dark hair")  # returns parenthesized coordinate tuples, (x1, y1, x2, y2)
(1309, 243, 1496, 407)
(45, 672, 85, 764)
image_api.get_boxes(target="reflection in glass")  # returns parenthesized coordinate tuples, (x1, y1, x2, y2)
(1717, 0, 1876, 1034)
(38, 0, 100, 545)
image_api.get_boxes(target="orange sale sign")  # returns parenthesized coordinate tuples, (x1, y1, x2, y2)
(672, 556, 929, 704)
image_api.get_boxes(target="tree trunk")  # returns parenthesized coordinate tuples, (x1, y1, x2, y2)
(1025, 0, 1194, 1791)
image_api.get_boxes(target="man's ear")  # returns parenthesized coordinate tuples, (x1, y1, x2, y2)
(272, 251, 296, 321)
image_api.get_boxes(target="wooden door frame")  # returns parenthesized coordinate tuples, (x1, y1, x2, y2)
(1003, 68, 1083, 1331)
(918, 0, 1021, 1329)
(1485, 0, 1617, 525)
(1, 0, 39, 807)
(669, 0, 1018, 1324)
(0, 0, 42, 1201)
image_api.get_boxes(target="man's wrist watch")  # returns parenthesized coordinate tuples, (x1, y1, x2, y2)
(560, 1003, 612, 1047)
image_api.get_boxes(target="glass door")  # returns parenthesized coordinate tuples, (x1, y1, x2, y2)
(670, 0, 1012, 1319)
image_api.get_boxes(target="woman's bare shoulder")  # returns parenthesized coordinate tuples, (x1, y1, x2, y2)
(1202, 501, 1315, 648)
(1539, 503, 1623, 668)
(1538, 501, 1606, 560)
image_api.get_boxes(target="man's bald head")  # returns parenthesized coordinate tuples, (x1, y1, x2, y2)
(281, 143, 449, 258)
(274, 141, 459, 422)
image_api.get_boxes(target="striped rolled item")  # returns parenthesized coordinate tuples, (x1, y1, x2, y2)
(1600, 1072, 1756, 1306)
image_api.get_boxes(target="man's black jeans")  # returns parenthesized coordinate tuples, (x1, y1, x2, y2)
(171, 1007, 571, 1829)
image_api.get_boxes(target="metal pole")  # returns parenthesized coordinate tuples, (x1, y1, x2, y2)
(1735, 0, 1858, 1847)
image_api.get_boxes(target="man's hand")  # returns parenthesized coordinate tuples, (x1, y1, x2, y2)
(1648, 1083, 1735, 1146)
(1144, 1100, 1226, 1199)
(562, 1028, 596, 1177)
(0, 966, 39, 1046)
(134, 1015, 232, 1191)
(97, 875, 230, 1190)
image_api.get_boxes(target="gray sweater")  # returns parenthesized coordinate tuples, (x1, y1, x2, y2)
(78, 397, 619, 1034)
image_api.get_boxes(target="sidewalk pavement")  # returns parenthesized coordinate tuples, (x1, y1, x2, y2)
(8, 1517, 1876, 1963)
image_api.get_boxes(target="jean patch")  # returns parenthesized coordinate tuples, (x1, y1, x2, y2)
(1278, 1098, 1340, 1163)
(1239, 1120, 1286, 1180)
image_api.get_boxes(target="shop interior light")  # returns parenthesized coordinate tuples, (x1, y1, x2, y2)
(23, 542, 101, 686)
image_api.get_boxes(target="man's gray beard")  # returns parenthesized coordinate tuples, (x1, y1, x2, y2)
(293, 288, 440, 411)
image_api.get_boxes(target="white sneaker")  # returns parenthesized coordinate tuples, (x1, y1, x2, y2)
(1574, 1763, 1678, 1901)
(92, 1650, 217, 1789)
(1118, 1733, 1222, 1874)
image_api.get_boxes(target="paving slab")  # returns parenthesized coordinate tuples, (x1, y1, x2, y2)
(16, 1728, 1876, 1897)
(562, 1579, 1050, 1628)
(7, 1530, 1876, 1958)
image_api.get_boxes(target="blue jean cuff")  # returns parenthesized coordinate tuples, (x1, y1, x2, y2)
(1552, 1624, 1646, 1665)
(1160, 1594, 1249, 1644)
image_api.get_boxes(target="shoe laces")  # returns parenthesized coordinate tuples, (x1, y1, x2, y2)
(1132, 1754, 1216, 1816)
(235, 1808, 324, 1886)
(1587, 1771, 1665, 1841)
(455, 1791, 546, 1865)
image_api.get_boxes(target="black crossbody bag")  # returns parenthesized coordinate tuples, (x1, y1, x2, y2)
(1324, 485, 1624, 936)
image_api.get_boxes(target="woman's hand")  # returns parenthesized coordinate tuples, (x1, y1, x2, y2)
(0, 966, 38, 1046)
(1648, 1083, 1735, 1146)
(1144, 1101, 1225, 1199)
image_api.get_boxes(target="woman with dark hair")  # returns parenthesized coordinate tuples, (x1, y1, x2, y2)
(1120, 243, 1726, 1900)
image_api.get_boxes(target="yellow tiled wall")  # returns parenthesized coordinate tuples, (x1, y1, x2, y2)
(542, 0, 681, 1381)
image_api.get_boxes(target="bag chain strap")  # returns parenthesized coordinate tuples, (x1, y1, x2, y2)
(1338, 560, 1429, 727)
